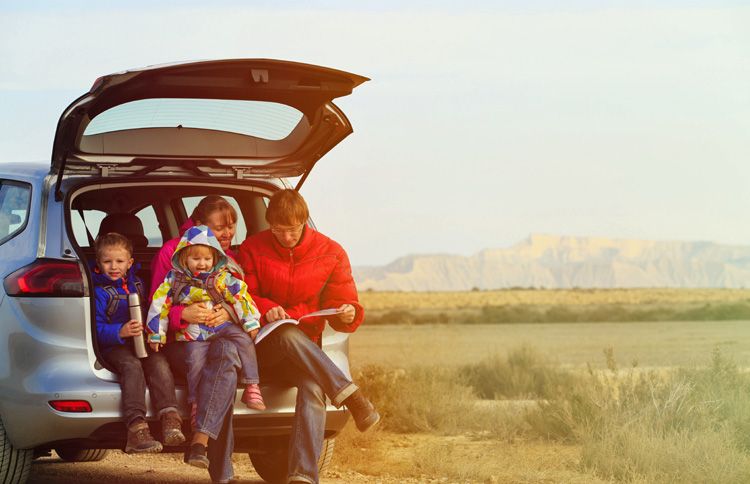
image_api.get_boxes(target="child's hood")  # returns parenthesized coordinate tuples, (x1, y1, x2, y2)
(171, 225, 235, 275)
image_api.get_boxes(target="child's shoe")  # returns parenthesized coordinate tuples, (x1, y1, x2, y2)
(161, 410, 186, 446)
(241, 383, 266, 410)
(186, 443, 209, 469)
(125, 420, 163, 453)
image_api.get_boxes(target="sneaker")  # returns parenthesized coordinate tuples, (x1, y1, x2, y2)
(241, 383, 266, 410)
(342, 389, 380, 432)
(161, 411, 186, 446)
(186, 443, 209, 469)
(125, 420, 163, 453)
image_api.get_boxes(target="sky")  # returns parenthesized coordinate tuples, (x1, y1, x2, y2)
(1, 1, 748, 266)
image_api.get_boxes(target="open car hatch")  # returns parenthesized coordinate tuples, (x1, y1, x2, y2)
(51, 59, 369, 185)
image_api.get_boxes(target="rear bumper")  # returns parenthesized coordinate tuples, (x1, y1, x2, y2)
(4, 383, 349, 451)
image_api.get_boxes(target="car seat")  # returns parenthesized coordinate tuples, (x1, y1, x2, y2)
(98, 213, 149, 249)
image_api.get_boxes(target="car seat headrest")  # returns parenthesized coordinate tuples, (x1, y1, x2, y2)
(98, 213, 149, 249)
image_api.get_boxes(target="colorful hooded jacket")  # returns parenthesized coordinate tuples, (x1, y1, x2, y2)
(149, 217, 237, 336)
(93, 263, 145, 350)
(146, 225, 260, 343)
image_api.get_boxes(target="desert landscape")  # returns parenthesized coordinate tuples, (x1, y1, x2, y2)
(26, 289, 750, 483)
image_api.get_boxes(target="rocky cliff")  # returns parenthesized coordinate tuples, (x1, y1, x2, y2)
(353, 235, 750, 291)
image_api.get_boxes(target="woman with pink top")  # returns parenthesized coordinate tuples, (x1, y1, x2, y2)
(149, 195, 240, 484)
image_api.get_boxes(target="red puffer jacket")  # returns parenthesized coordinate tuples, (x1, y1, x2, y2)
(237, 228, 364, 343)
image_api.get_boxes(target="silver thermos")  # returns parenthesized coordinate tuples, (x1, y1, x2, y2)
(128, 292, 148, 359)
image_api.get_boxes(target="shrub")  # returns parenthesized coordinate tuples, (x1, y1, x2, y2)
(459, 346, 574, 399)
(522, 347, 750, 482)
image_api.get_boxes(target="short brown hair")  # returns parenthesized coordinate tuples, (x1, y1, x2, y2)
(266, 189, 309, 226)
(190, 195, 237, 226)
(95, 232, 133, 260)
(178, 244, 220, 269)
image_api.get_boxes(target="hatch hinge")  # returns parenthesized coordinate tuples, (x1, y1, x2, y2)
(98, 164, 117, 177)
(234, 167, 250, 180)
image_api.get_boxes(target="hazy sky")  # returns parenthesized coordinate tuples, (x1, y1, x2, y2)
(1, 1, 748, 265)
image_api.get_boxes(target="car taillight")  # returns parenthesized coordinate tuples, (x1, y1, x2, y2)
(49, 400, 92, 413)
(4, 258, 85, 297)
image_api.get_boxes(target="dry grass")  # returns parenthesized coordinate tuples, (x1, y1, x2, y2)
(345, 320, 750, 483)
(360, 288, 750, 311)
(349, 320, 750, 368)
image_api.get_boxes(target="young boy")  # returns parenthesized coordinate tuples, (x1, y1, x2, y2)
(93, 232, 185, 453)
(146, 225, 264, 468)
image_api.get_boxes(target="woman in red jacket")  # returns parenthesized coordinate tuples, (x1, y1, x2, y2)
(238, 189, 379, 484)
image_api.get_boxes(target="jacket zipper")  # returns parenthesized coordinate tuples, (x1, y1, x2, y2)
(285, 249, 295, 306)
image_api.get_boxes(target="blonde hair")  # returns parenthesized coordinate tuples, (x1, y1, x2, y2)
(266, 189, 309, 226)
(178, 244, 220, 269)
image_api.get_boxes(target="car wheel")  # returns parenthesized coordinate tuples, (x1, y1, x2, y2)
(0, 416, 32, 484)
(54, 448, 110, 462)
(249, 438, 335, 483)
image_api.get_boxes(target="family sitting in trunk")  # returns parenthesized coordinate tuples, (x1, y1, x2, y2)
(102, 192, 379, 484)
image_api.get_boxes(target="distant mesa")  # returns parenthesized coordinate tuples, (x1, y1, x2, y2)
(352, 234, 750, 291)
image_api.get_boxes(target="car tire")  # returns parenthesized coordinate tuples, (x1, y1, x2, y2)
(249, 438, 335, 483)
(54, 448, 110, 462)
(0, 417, 32, 484)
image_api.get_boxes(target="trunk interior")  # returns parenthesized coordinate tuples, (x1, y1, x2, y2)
(66, 178, 279, 373)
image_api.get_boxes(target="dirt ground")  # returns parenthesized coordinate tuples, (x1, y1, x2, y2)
(27, 432, 456, 483)
(28, 450, 393, 484)
(28, 446, 483, 483)
(27, 430, 596, 484)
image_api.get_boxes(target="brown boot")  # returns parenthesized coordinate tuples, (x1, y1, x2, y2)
(125, 420, 163, 453)
(161, 411, 186, 446)
(343, 389, 380, 432)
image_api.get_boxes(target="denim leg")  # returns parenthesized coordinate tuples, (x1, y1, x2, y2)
(140, 348, 179, 415)
(185, 341, 211, 404)
(104, 345, 147, 427)
(207, 394, 236, 484)
(162, 342, 188, 382)
(218, 324, 259, 385)
(196, 338, 239, 483)
(287, 372, 326, 484)
(256, 324, 356, 406)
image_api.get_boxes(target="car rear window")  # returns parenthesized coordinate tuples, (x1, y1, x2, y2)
(84, 98, 304, 141)
(0, 181, 31, 246)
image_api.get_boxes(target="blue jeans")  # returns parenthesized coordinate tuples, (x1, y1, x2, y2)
(104, 344, 178, 427)
(164, 340, 238, 484)
(185, 324, 259, 404)
(257, 325, 357, 484)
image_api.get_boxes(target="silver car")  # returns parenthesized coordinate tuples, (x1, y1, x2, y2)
(0, 59, 368, 484)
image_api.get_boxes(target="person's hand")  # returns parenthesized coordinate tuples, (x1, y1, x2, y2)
(149, 342, 161, 352)
(265, 306, 290, 323)
(337, 304, 356, 324)
(248, 328, 259, 340)
(205, 306, 230, 327)
(119, 319, 143, 338)
(181, 303, 213, 325)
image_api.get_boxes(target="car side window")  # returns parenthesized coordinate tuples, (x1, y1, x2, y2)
(135, 205, 162, 247)
(182, 196, 247, 245)
(0, 181, 32, 246)
(70, 209, 106, 247)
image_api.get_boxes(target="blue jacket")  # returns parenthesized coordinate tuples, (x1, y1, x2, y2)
(93, 264, 145, 350)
